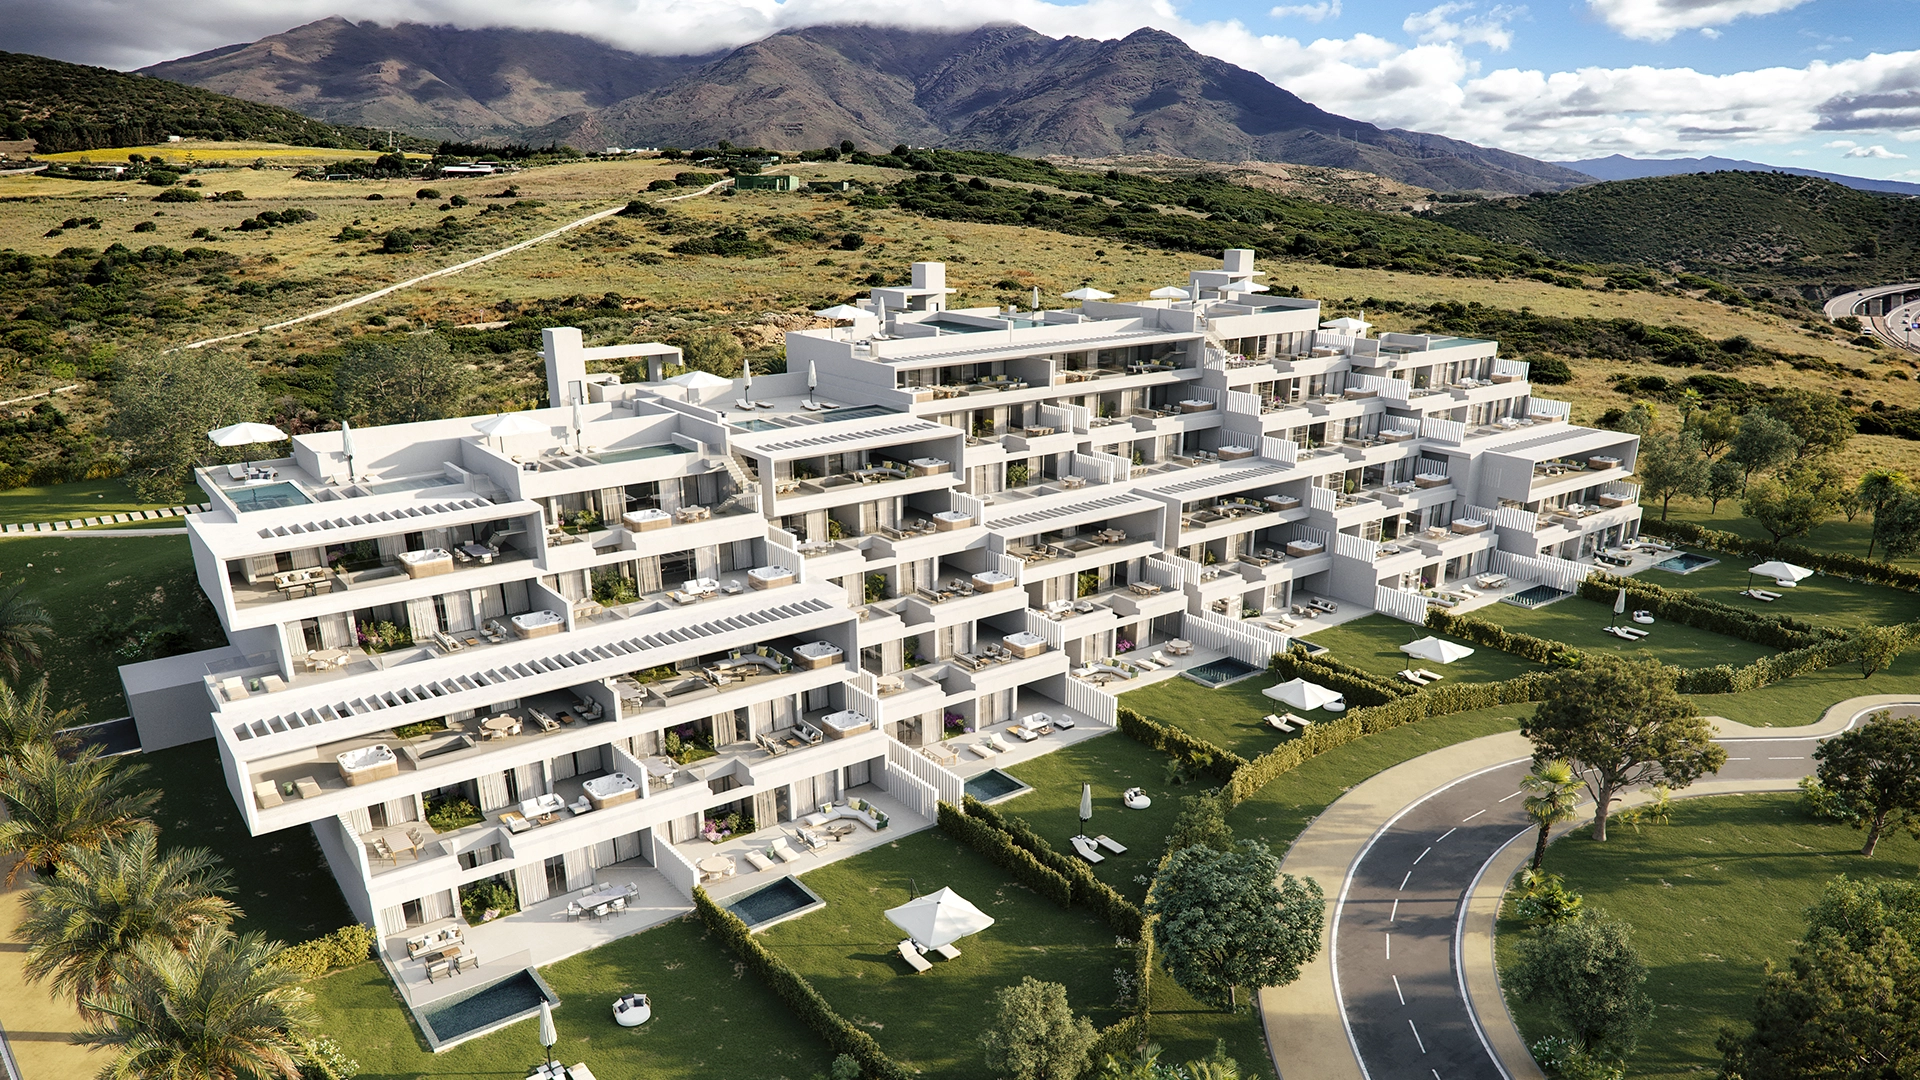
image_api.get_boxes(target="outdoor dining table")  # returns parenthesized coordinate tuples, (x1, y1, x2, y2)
(458, 541, 494, 563)
(695, 855, 734, 877)
(307, 648, 347, 669)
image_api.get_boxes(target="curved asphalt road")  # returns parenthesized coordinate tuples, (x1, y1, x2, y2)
(1330, 718, 1872, 1080)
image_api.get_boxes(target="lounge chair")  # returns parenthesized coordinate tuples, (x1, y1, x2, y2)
(985, 733, 1011, 754)
(898, 940, 932, 973)
(1265, 713, 1294, 732)
(800, 400, 822, 411)
(745, 849, 777, 872)
(1095, 835, 1128, 854)
(613, 993, 651, 1027)
(1398, 670, 1430, 686)
(1290, 714, 1314, 730)
(932, 943, 962, 961)
(1123, 788, 1151, 810)
(736, 399, 756, 412)
(1416, 669, 1443, 683)
(968, 742, 999, 759)
(1744, 589, 1781, 602)
(769, 838, 801, 862)
(1070, 836, 1106, 863)
(1150, 650, 1172, 667)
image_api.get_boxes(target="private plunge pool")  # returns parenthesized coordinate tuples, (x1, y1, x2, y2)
(963, 767, 1032, 804)
(725, 876, 825, 932)
(1182, 656, 1262, 688)
(417, 968, 559, 1052)
(1653, 551, 1719, 574)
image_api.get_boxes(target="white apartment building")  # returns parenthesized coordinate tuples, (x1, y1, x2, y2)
(120, 250, 1640, 954)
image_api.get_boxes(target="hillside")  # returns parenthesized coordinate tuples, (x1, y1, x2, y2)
(142, 19, 1587, 194)
(1557, 154, 1920, 197)
(0, 51, 432, 154)
(1434, 171, 1920, 290)
(140, 17, 714, 141)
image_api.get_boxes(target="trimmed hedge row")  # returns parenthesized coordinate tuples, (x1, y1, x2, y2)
(961, 796, 1146, 938)
(1426, 610, 1583, 666)
(276, 923, 376, 981)
(1579, 571, 1832, 650)
(1117, 707, 1245, 783)
(937, 800, 1073, 906)
(692, 886, 913, 1080)
(1642, 518, 1920, 592)
(1269, 648, 1411, 707)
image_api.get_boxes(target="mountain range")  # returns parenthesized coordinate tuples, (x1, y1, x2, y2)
(141, 18, 1589, 194)
(1558, 154, 1920, 197)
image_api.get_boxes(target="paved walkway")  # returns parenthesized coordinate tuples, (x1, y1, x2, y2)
(0, 505, 203, 534)
(1259, 694, 1902, 1080)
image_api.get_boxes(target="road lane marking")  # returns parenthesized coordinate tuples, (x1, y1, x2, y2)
(1386, 933, 1391, 960)
(1409, 1019, 1427, 1053)
(1400, 871, 1412, 890)
(1499, 790, 1525, 802)
(1463, 808, 1487, 821)
(1768, 756, 1802, 760)
(1414, 847, 1433, 864)
(1391, 898, 1400, 922)
(1435, 828, 1457, 843)
(1393, 974, 1406, 1005)
(1728, 757, 1751, 761)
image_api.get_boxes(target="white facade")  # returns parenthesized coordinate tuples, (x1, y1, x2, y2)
(137, 250, 1639, 943)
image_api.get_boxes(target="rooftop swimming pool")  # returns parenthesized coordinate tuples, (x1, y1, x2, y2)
(228, 482, 310, 511)
(589, 445, 693, 464)
(964, 767, 1032, 804)
(1183, 656, 1262, 688)
(731, 418, 784, 432)
(361, 475, 455, 495)
(725, 876, 825, 931)
(820, 404, 895, 421)
(1653, 551, 1718, 574)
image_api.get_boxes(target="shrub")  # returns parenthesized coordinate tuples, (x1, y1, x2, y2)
(1642, 518, 1920, 592)
(961, 797, 1145, 936)
(212, 190, 248, 201)
(381, 228, 414, 253)
(276, 924, 377, 981)
(1116, 708, 1245, 784)
(426, 797, 482, 832)
(1427, 610, 1584, 666)
(1577, 572, 1828, 651)
(938, 801, 1072, 906)
(152, 187, 201, 203)
(415, 187, 441, 199)
(1270, 647, 1410, 706)
(674, 171, 722, 187)
(131, 221, 156, 233)
(460, 879, 517, 923)
(144, 170, 179, 186)
(449, 194, 468, 207)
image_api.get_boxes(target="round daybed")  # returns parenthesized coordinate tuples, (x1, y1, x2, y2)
(1123, 787, 1152, 810)
(613, 993, 651, 1027)
(1324, 698, 1348, 714)
(1631, 611, 1655, 625)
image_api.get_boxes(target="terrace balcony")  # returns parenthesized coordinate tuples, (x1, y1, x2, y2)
(226, 544, 537, 612)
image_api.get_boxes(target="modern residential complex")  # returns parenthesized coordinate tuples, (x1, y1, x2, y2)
(119, 250, 1640, 978)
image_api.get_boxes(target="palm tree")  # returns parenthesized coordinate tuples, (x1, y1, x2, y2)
(0, 743, 158, 885)
(19, 829, 236, 1013)
(0, 676, 79, 766)
(0, 582, 53, 680)
(78, 924, 315, 1080)
(1520, 759, 1583, 871)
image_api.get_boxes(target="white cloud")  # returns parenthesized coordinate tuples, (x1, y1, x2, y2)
(1583, 0, 1816, 43)
(1401, 3, 1522, 51)
(1844, 145, 1907, 158)
(1699, 27, 1720, 39)
(1271, 0, 1341, 22)
(1824, 139, 1860, 148)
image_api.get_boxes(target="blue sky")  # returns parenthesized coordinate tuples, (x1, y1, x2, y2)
(5, 0, 1917, 175)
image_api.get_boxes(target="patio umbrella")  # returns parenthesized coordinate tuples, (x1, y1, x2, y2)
(1031, 285, 1041, 314)
(806, 360, 818, 402)
(741, 355, 753, 402)
(537, 999, 557, 1069)
(339, 420, 356, 481)
(1063, 286, 1115, 301)
(1748, 560, 1813, 588)
(664, 370, 730, 389)
(1400, 636, 1475, 664)
(1263, 678, 1343, 711)
(816, 304, 867, 342)
(1612, 586, 1627, 627)
(572, 399, 584, 449)
(472, 412, 550, 440)
(207, 421, 288, 471)
(884, 887, 995, 950)
(1149, 285, 1190, 300)
(1080, 782, 1093, 834)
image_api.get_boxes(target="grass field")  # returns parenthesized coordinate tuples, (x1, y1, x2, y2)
(0, 478, 204, 525)
(1492, 595, 1775, 669)
(1497, 794, 1920, 1080)
(38, 142, 433, 165)
(1638, 554, 1920, 630)
(1299, 614, 1544, 684)
(1692, 648, 1920, 727)
(1001, 735, 1184, 906)
(1119, 675, 1293, 759)
(1663, 499, 1920, 571)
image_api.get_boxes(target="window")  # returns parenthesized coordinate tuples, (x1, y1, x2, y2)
(544, 855, 567, 896)
(431, 595, 449, 632)
(401, 899, 424, 927)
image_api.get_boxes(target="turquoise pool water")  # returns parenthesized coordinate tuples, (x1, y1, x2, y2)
(1502, 584, 1571, 608)
(590, 445, 692, 464)
(228, 482, 310, 511)
(731, 418, 783, 432)
(1183, 656, 1261, 687)
(725, 877, 824, 929)
(1653, 551, 1718, 574)
(420, 968, 554, 1044)
(964, 768, 1031, 803)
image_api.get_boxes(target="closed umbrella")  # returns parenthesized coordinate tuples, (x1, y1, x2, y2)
(1031, 285, 1041, 314)
(572, 399, 584, 450)
(1149, 286, 1190, 300)
(1399, 636, 1475, 664)
(741, 355, 753, 403)
(207, 422, 288, 472)
(1612, 586, 1627, 627)
(1063, 286, 1115, 301)
(885, 887, 995, 950)
(339, 421, 356, 481)
(537, 999, 557, 1070)
(1080, 782, 1093, 835)
(807, 359, 819, 403)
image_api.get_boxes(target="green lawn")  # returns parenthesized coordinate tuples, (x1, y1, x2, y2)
(0, 478, 204, 525)
(1662, 499, 1920, 570)
(1119, 675, 1292, 759)
(1491, 595, 1774, 669)
(1001, 734, 1184, 906)
(759, 829, 1129, 1080)
(0, 534, 226, 718)
(1691, 647, 1920, 728)
(310, 915, 836, 1080)
(1298, 615, 1544, 684)
(1636, 556, 1920, 630)
(1497, 794, 1920, 1080)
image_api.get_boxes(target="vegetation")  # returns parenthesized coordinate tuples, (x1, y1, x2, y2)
(980, 977, 1099, 1080)
(1507, 910, 1654, 1064)
(1809, 711, 1920, 856)
(330, 333, 470, 425)
(0, 742, 158, 882)
(1146, 840, 1323, 1010)
(1520, 760, 1582, 871)
(111, 349, 265, 501)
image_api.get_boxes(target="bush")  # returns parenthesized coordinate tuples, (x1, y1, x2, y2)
(1577, 572, 1829, 651)
(938, 801, 1073, 906)
(381, 228, 414, 253)
(692, 887, 914, 1080)
(426, 797, 482, 832)
(1642, 518, 1920, 592)
(674, 171, 722, 187)
(460, 879, 517, 923)
(961, 797, 1145, 937)
(647, 178, 678, 191)
(1427, 610, 1585, 666)
(144, 170, 179, 186)
(1116, 708, 1245, 784)
(152, 187, 201, 203)
(276, 924, 376, 981)
(1270, 647, 1411, 706)
(415, 187, 441, 199)
(131, 220, 156, 233)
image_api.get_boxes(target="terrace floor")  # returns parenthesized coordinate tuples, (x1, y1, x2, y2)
(687, 786, 928, 904)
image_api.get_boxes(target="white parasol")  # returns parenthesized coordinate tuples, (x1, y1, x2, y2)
(1063, 286, 1115, 301)
(1263, 678, 1344, 711)
(741, 355, 753, 401)
(1748, 561, 1813, 587)
(1400, 636, 1475, 664)
(664, 370, 730, 389)
(807, 359, 818, 401)
(1080, 782, 1093, 832)
(537, 998, 557, 1069)
(1149, 286, 1190, 300)
(207, 422, 287, 472)
(339, 421, 356, 480)
(471, 412, 549, 439)
(885, 887, 995, 950)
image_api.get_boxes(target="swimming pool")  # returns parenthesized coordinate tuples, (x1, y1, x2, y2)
(820, 404, 895, 421)
(964, 768, 1032, 804)
(1182, 656, 1262, 687)
(419, 968, 556, 1048)
(590, 445, 693, 464)
(731, 418, 784, 432)
(1501, 584, 1571, 608)
(361, 475, 454, 494)
(725, 876, 825, 931)
(227, 482, 310, 511)
(1653, 551, 1718, 574)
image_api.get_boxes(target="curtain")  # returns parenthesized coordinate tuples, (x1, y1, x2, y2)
(633, 556, 663, 596)
(563, 849, 592, 891)
(378, 904, 405, 936)
(694, 545, 719, 580)
(844, 760, 871, 787)
(748, 700, 774, 740)
(318, 613, 353, 649)
(405, 596, 437, 641)
(613, 831, 643, 864)
(421, 889, 454, 923)
(424, 528, 452, 551)
(344, 805, 372, 836)
(475, 770, 511, 813)
(290, 546, 325, 569)
(550, 753, 576, 781)
(513, 762, 545, 798)
(383, 796, 415, 825)
(245, 555, 277, 584)
(376, 535, 404, 561)
(443, 592, 474, 633)
(514, 863, 548, 906)
(598, 486, 625, 522)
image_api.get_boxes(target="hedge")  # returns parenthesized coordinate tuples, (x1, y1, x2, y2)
(1642, 518, 1920, 592)
(1117, 708, 1245, 783)
(1270, 648, 1411, 707)
(937, 801, 1073, 906)
(692, 887, 914, 1080)
(1425, 610, 1584, 667)
(1579, 571, 1831, 650)
(961, 796, 1146, 939)
(276, 923, 377, 981)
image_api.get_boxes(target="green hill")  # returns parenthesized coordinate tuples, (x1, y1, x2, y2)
(1434, 171, 1920, 290)
(0, 51, 433, 154)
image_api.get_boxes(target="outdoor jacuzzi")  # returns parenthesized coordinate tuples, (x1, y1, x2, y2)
(337, 743, 398, 786)
(972, 570, 1016, 592)
(582, 772, 639, 809)
(622, 508, 671, 532)
(1002, 631, 1047, 658)
(819, 709, 873, 739)
(397, 547, 454, 578)
(511, 610, 565, 638)
(748, 565, 796, 590)
(793, 641, 844, 670)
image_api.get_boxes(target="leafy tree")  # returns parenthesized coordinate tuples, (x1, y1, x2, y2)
(1147, 840, 1323, 1009)
(1521, 760, 1583, 870)
(1690, 407, 1740, 458)
(78, 924, 316, 1080)
(1811, 710, 1920, 856)
(1634, 430, 1710, 520)
(674, 329, 746, 378)
(1870, 490, 1920, 563)
(1856, 624, 1911, 679)
(980, 976, 1098, 1080)
(1761, 388, 1855, 456)
(332, 334, 470, 426)
(1858, 468, 1913, 558)
(1507, 910, 1654, 1061)
(1603, 400, 1656, 436)
(1728, 409, 1803, 486)
(1165, 792, 1235, 854)
(110, 349, 265, 502)
(0, 677, 71, 766)
(1742, 468, 1839, 543)
(19, 829, 235, 1012)
(1522, 655, 1725, 840)
(1717, 878, 1920, 1080)
(0, 743, 158, 884)
(1705, 458, 1744, 515)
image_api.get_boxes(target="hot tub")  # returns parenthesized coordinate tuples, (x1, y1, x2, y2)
(747, 565, 795, 591)
(934, 510, 974, 531)
(511, 610, 565, 638)
(793, 641, 844, 670)
(622, 508, 671, 532)
(582, 772, 638, 810)
(397, 548, 455, 578)
(972, 570, 1016, 592)
(337, 743, 398, 786)
(1002, 631, 1047, 659)
(819, 709, 873, 739)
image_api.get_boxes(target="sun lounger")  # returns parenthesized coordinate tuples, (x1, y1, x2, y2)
(1070, 835, 1106, 863)
(985, 733, 1011, 753)
(1744, 589, 1781, 602)
(1264, 713, 1293, 732)
(745, 850, 776, 872)
(1289, 713, 1313, 730)
(1603, 625, 1649, 640)
(932, 943, 962, 960)
(969, 741, 999, 759)
(769, 838, 801, 862)
(1150, 650, 1172, 666)
(1416, 669, 1443, 683)
(898, 940, 933, 973)
(1095, 835, 1127, 854)
(736, 399, 756, 412)
(1399, 670, 1430, 686)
